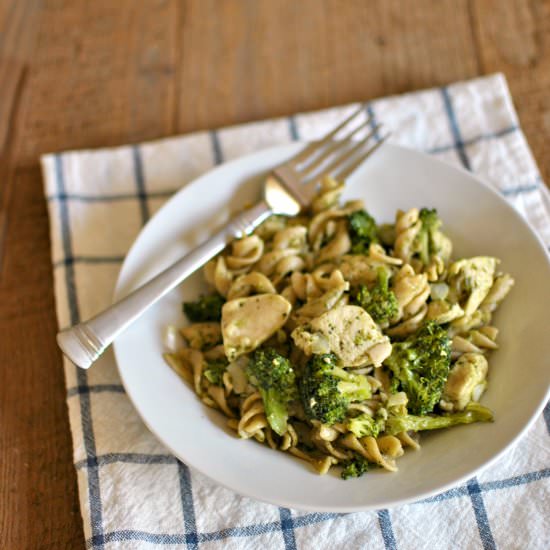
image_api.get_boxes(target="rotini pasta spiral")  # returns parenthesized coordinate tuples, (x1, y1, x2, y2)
(308, 200, 363, 251)
(394, 208, 421, 264)
(226, 235, 265, 271)
(387, 264, 430, 337)
(339, 433, 403, 472)
(226, 272, 276, 300)
(394, 207, 452, 276)
(310, 176, 345, 214)
(256, 226, 307, 285)
(204, 256, 234, 297)
(451, 327, 499, 358)
(234, 392, 269, 442)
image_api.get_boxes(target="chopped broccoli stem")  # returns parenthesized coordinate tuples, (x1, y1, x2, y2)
(183, 293, 225, 322)
(347, 413, 385, 438)
(412, 207, 452, 266)
(353, 269, 398, 325)
(385, 321, 451, 415)
(203, 358, 228, 386)
(385, 403, 493, 435)
(246, 348, 298, 436)
(417, 208, 439, 264)
(341, 454, 369, 479)
(348, 210, 378, 254)
(299, 353, 371, 425)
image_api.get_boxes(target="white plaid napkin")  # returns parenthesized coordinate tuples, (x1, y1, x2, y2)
(42, 73, 550, 550)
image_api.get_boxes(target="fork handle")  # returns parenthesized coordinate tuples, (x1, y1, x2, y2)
(57, 200, 272, 369)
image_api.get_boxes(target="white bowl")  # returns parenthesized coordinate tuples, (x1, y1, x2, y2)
(113, 143, 550, 512)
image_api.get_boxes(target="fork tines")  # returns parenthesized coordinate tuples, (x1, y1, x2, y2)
(290, 106, 388, 188)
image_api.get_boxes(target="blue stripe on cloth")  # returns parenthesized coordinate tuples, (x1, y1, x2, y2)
(55, 154, 105, 550)
(46, 189, 176, 202)
(76, 453, 176, 470)
(440, 87, 471, 170)
(417, 484, 469, 504)
(67, 384, 125, 398)
(54, 255, 125, 268)
(87, 531, 186, 548)
(197, 521, 282, 542)
(210, 130, 223, 165)
(543, 401, 550, 435)
(467, 478, 497, 550)
(55, 156, 79, 325)
(292, 512, 341, 527)
(288, 116, 299, 140)
(481, 468, 550, 491)
(279, 508, 297, 550)
(366, 102, 382, 142)
(132, 145, 150, 225)
(177, 461, 199, 549)
(480, 468, 550, 492)
(427, 124, 518, 155)
(501, 183, 540, 197)
(377, 509, 397, 550)
(408, 466, 550, 506)
(87, 512, 342, 547)
(77, 375, 104, 549)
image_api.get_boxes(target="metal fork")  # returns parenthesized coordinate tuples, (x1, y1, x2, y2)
(57, 107, 388, 369)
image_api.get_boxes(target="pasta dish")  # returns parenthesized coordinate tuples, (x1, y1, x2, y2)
(163, 177, 514, 479)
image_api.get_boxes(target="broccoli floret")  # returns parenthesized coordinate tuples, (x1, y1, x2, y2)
(385, 403, 493, 435)
(353, 269, 398, 326)
(347, 413, 385, 439)
(414, 208, 451, 265)
(299, 353, 371, 425)
(385, 321, 451, 415)
(183, 293, 225, 322)
(203, 358, 228, 386)
(348, 210, 378, 254)
(246, 348, 298, 436)
(419, 207, 439, 228)
(341, 454, 369, 480)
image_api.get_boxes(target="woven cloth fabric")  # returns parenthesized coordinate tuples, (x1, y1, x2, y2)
(42, 73, 550, 550)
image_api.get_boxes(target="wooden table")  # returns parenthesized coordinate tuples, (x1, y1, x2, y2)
(1, 1, 548, 547)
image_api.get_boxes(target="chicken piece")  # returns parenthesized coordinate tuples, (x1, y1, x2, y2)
(291, 305, 392, 367)
(430, 229, 452, 265)
(441, 352, 488, 411)
(447, 257, 498, 316)
(221, 294, 291, 360)
(480, 273, 515, 313)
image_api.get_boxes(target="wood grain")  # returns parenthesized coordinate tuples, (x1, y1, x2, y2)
(470, 0, 550, 182)
(176, 0, 481, 132)
(0, 167, 83, 548)
(0, 1, 549, 547)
